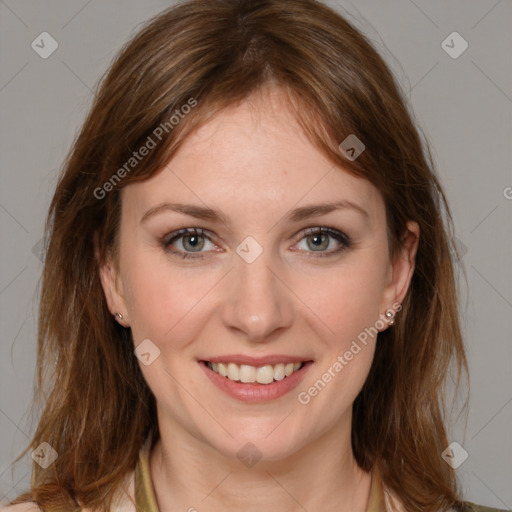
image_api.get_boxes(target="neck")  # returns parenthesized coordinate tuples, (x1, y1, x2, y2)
(149, 415, 373, 512)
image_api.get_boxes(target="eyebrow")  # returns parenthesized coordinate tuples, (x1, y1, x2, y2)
(140, 200, 369, 225)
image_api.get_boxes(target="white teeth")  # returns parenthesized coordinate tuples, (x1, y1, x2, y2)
(256, 365, 274, 384)
(218, 362, 228, 377)
(239, 365, 256, 383)
(227, 363, 239, 381)
(206, 360, 305, 384)
(273, 363, 285, 381)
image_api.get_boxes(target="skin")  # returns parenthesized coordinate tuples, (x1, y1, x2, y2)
(99, 86, 419, 512)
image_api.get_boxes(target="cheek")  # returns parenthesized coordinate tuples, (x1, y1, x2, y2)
(294, 258, 385, 413)
(290, 253, 389, 344)
(121, 250, 219, 345)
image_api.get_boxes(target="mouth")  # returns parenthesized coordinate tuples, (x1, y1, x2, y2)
(199, 359, 314, 403)
(203, 360, 306, 384)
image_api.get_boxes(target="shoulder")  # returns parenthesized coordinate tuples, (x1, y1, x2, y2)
(382, 476, 509, 512)
(0, 472, 136, 512)
(0, 504, 42, 512)
(384, 485, 509, 512)
(456, 501, 511, 512)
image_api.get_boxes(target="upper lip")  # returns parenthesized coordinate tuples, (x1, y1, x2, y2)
(201, 354, 312, 366)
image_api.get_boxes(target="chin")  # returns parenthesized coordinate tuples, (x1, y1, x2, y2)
(204, 419, 306, 463)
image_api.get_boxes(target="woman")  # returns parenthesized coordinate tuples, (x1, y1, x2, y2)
(3, 1, 507, 511)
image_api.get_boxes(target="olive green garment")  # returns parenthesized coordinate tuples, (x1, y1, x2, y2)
(134, 437, 510, 512)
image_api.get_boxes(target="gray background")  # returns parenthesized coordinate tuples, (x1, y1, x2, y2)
(1, 0, 511, 508)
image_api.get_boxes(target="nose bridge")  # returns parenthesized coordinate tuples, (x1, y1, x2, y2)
(221, 244, 293, 341)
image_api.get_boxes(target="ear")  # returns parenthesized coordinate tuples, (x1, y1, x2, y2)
(378, 220, 420, 327)
(95, 233, 130, 327)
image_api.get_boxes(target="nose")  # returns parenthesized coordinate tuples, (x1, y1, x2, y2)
(220, 248, 294, 343)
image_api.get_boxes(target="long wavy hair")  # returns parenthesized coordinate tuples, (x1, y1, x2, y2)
(11, 0, 469, 510)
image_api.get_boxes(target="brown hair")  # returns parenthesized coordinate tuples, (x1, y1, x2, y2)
(11, 0, 469, 510)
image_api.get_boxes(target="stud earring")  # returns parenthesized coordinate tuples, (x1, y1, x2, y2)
(114, 312, 123, 321)
(385, 310, 395, 326)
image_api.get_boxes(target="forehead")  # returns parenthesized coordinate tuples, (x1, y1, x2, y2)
(122, 88, 384, 225)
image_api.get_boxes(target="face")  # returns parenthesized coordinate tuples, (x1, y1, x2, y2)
(100, 87, 419, 462)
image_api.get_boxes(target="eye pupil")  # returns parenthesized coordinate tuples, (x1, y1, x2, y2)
(307, 233, 328, 251)
(183, 234, 204, 251)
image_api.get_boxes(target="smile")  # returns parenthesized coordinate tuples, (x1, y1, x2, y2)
(205, 361, 305, 384)
(199, 359, 314, 403)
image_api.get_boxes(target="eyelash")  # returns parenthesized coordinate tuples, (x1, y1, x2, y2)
(160, 227, 352, 260)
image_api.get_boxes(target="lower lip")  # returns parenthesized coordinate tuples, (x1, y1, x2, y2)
(199, 361, 313, 403)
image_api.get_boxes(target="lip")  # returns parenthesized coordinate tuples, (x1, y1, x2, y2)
(199, 359, 314, 403)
